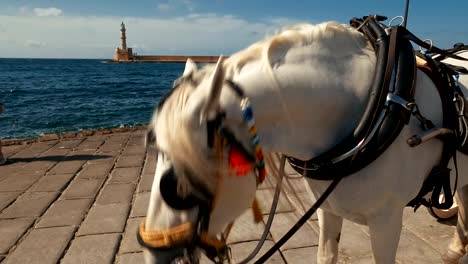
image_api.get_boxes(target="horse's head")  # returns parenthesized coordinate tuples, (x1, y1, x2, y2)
(142, 57, 263, 263)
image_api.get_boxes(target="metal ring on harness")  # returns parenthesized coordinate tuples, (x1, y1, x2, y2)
(388, 16, 404, 27)
(418, 39, 433, 54)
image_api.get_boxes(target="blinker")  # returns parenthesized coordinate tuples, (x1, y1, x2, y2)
(159, 168, 201, 210)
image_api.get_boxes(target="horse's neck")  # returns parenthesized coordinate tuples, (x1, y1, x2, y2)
(222, 51, 376, 160)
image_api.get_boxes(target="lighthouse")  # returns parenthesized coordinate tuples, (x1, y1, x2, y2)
(120, 22, 127, 50)
(114, 21, 133, 61)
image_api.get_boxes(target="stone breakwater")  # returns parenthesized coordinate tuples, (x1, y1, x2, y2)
(1, 126, 147, 146)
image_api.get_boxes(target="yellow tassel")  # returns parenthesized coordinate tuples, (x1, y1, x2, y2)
(251, 198, 263, 223)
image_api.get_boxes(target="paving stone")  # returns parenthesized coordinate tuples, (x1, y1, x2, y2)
(228, 209, 269, 243)
(39, 134, 60, 141)
(130, 192, 150, 217)
(24, 141, 57, 155)
(87, 135, 109, 140)
(0, 218, 35, 254)
(256, 189, 294, 214)
(137, 173, 155, 193)
(2, 145, 27, 156)
(109, 167, 141, 183)
(84, 135, 109, 142)
(61, 234, 121, 264)
(0, 192, 59, 219)
(77, 162, 114, 179)
(127, 132, 145, 146)
(257, 171, 278, 190)
(337, 221, 373, 261)
(42, 146, 71, 155)
(119, 217, 144, 253)
(0, 172, 43, 192)
(402, 207, 455, 254)
(266, 212, 318, 250)
(121, 145, 146, 156)
(396, 227, 444, 263)
(287, 191, 318, 221)
(0, 192, 20, 212)
(87, 153, 119, 164)
(55, 139, 84, 149)
(47, 160, 86, 175)
(77, 203, 130, 235)
(65, 149, 97, 159)
(282, 176, 310, 194)
(98, 141, 125, 152)
(107, 134, 131, 142)
(2, 226, 76, 264)
(61, 178, 105, 199)
(76, 138, 105, 150)
(230, 240, 285, 263)
(96, 183, 135, 205)
(28, 173, 74, 192)
(339, 255, 374, 264)
(115, 154, 145, 168)
(282, 246, 317, 263)
(0, 166, 22, 182)
(284, 161, 299, 175)
(142, 150, 157, 174)
(116, 252, 144, 263)
(36, 199, 93, 228)
(107, 133, 130, 139)
(22, 160, 56, 172)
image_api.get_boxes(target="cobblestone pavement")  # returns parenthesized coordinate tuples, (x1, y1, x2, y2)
(0, 129, 456, 263)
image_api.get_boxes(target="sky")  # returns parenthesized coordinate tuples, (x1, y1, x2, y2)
(1, 0, 467, 58)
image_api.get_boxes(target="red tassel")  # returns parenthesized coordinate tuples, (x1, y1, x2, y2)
(228, 145, 252, 176)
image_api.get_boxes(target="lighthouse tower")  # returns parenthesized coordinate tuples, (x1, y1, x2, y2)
(120, 22, 127, 50)
(114, 21, 133, 61)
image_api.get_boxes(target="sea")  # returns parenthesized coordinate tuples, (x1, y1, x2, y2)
(0, 58, 186, 139)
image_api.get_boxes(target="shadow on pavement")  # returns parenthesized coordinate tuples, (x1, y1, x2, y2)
(5, 154, 113, 163)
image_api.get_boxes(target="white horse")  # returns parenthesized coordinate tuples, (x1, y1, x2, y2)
(143, 21, 468, 263)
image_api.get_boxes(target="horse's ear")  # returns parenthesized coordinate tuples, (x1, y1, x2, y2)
(145, 127, 156, 149)
(200, 56, 225, 123)
(183, 58, 197, 77)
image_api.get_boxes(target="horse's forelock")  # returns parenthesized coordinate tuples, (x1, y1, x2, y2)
(154, 77, 220, 193)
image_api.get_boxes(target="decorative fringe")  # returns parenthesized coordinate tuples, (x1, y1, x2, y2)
(252, 198, 263, 223)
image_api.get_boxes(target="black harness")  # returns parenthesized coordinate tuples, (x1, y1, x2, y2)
(287, 16, 416, 180)
(287, 15, 468, 210)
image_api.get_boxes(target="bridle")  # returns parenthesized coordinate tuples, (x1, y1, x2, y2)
(138, 77, 266, 263)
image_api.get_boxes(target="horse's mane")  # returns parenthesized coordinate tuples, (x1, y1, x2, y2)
(153, 22, 370, 195)
(224, 22, 367, 77)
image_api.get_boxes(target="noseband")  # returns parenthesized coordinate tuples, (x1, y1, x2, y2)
(138, 79, 266, 263)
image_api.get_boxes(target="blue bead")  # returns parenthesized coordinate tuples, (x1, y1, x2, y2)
(251, 135, 259, 145)
(243, 107, 253, 121)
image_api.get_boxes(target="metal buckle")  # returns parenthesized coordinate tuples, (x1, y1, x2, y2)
(386, 93, 413, 111)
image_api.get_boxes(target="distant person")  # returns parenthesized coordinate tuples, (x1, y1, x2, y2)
(0, 102, 5, 165)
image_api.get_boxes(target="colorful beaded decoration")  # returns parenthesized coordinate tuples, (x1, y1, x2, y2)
(240, 97, 266, 183)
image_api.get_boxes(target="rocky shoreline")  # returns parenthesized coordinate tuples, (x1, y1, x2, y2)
(1, 125, 147, 146)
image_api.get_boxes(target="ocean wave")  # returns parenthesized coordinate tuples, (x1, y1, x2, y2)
(0, 59, 184, 139)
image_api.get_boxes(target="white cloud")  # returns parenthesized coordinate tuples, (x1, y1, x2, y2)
(0, 13, 311, 58)
(157, 0, 196, 12)
(33, 7, 63, 17)
(24, 40, 46, 48)
(157, 4, 171, 11)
